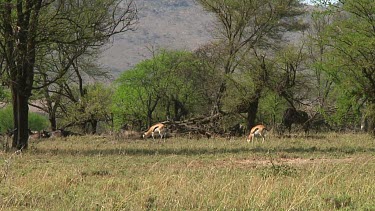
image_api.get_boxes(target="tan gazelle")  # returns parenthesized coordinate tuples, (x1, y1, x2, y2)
(142, 123, 167, 140)
(246, 124, 267, 144)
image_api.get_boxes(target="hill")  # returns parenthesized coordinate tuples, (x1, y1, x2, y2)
(98, 0, 214, 77)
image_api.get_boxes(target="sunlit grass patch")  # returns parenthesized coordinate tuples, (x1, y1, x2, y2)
(1, 133, 374, 210)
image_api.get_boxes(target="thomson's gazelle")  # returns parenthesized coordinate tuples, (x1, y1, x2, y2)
(246, 124, 267, 144)
(142, 123, 166, 140)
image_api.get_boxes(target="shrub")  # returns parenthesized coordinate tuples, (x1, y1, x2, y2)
(28, 112, 49, 131)
(0, 106, 49, 133)
(0, 106, 13, 133)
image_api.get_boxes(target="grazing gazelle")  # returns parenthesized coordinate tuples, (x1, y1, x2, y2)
(246, 124, 267, 144)
(142, 123, 167, 140)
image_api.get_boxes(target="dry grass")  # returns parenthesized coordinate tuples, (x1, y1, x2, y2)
(1, 133, 374, 210)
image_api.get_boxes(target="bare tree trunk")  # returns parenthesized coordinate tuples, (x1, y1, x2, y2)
(146, 96, 160, 128)
(49, 113, 57, 131)
(246, 97, 260, 130)
(91, 118, 98, 134)
(11, 88, 30, 150)
(2, 0, 42, 150)
(211, 82, 226, 115)
(146, 110, 153, 129)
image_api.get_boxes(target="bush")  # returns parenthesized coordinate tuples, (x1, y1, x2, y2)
(0, 106, 13, 133)
(29, 112, 49, 131)
(0, 106, 49, 133)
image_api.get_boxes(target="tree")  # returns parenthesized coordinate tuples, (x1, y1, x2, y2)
(196, 0, 306, 128)
(112, 67, 151, 130)
(31, 53, 112, 131)
(270, 45, 310, 108)
(314, 0, 375, 131)
(0, 0, 137, 150)
(156, 50, 212, 121)
(306, 7, 335, 109)
(113, 50, 215, 130)
(60, 83, 113, 134)
(1, 0, 43, 150)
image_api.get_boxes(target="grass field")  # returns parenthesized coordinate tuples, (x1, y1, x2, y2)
(1, 133, 374, 210)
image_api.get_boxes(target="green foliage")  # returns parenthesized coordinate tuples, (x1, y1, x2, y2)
(324, 87, 362, 128)
(112, 69, 148, 129)
(222, 71, 256, 113)
(1, 0, 137, 148)
(309, 0, 375, 131)
(60, 83, 113, 130)
(113, 50, 212, 129)
(258, 92, 288, 125)
(0, 106, 49, 133)
(0, 87, 11, 103)
(326, 7, 373, 90)
(82, 83, 113, 120)
(198, 0, 306, 46)
(0, 106, 14, 133)
(112, 57, 162, 129)
(28, 113, 49, 131)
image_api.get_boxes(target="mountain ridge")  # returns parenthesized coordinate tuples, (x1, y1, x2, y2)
(99, 0, 215, 77)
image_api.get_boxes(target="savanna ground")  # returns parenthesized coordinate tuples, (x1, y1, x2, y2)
(1, 133, 374, 210)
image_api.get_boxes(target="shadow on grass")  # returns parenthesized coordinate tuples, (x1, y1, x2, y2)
(29, 145, 375, 157)
(274, 134, 329, 139)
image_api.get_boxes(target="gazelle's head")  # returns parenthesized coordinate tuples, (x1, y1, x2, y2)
(246, 134, 252, 143)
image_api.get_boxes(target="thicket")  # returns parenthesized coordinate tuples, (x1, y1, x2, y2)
(0, 106, 49, 133)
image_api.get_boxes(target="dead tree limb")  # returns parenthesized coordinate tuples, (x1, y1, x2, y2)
(161, 114, 223, 138)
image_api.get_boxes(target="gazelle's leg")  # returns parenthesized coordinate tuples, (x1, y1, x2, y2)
(162, 130, 166, 140)
(152, 132, 155, 140)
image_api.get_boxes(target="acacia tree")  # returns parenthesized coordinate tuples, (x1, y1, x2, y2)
(31, 53, 112, 131)
(0, 0, 43, 150)
(270, 45, 310, 108)
(0, 0, 137, 150)
(315, 0, 375, 132)
(33, 0, 137, 132)
(113, 50, 215, 130)
(196, 0, 306, 128)
(306, 8, 335, 109)
(59, 83, 113, 134)
(113, 51, 171, 129)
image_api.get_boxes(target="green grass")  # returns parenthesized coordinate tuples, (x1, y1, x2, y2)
(1, 133, 374, 210)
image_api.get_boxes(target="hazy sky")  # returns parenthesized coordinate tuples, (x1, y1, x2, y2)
(303, 0, 319, 5)
(302, 0, 338, 5)
(302, 0, 314, 4)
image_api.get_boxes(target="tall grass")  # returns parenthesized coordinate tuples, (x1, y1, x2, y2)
(1, 133, 374, 210)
